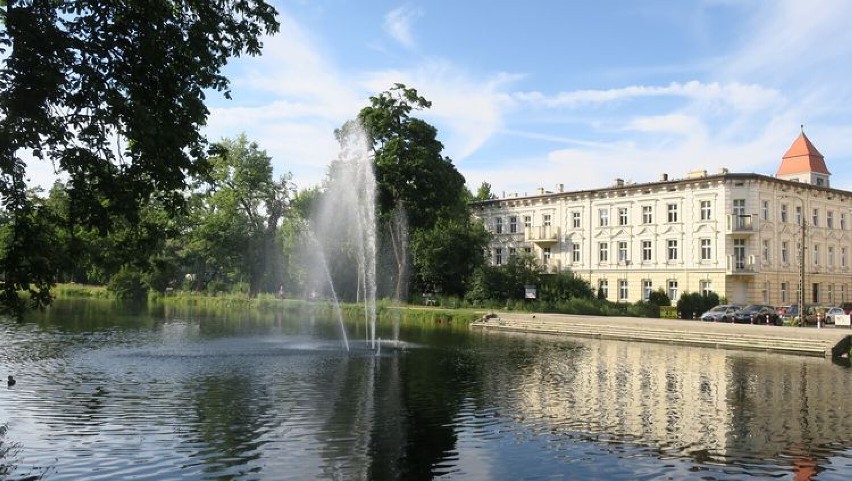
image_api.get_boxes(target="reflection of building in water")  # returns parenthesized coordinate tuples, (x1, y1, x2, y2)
(504, 338, 852, 460)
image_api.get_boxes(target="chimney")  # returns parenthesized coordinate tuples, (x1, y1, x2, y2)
(660, 173, 669, 181)
(614, 178, 624, 187)
(557, 183, 564, 192)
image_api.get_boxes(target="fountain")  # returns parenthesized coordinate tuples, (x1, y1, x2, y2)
(307, 122, 380, 350)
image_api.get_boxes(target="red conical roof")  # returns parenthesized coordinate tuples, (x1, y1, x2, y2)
(776, 132, 830, 176)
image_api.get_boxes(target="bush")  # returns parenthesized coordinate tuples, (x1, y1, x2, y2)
(107, 267, 148, 300)
(647, 288, 670, 307)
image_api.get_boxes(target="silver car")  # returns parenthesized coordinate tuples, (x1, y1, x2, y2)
(700, 304, 741, 322)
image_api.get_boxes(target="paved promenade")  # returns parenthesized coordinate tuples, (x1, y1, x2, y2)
(470, 311, 852, 357)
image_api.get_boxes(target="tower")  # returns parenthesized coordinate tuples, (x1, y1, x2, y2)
(775, 128, 830, 187)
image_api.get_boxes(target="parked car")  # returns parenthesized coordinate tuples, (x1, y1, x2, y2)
(699, 304, 741, 322)
(823, 307, 847, 325)
(781, 305, 801, 325)
(802, 306, 836, 325)
(732, 304, 780, 324)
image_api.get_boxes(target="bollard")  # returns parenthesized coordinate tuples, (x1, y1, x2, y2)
(818, 313, 822, 329)
(750, 313, 755, 324)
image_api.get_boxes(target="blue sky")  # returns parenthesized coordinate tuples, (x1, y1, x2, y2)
(203, 0, 852, 196)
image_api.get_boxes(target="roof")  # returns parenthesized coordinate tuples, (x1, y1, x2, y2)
(776, 132, 830, 176)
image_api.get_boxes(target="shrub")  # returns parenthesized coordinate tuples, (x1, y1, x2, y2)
(647, 288, 670, 307)
(107, 267, 148, 300)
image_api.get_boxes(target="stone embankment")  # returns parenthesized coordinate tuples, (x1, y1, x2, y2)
(471, 312, 852, 357)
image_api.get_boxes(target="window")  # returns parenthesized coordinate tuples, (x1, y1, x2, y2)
(523, 215, 532, 229)
(734, 239, 746, 269)
(733, 199, 745, 216)
(543, 247, 551, 265)
(700, 280, 712, 297)
(813, 244, 820, 266)
(598, 279, 609, 299)
(827, 210, 834, 229)
(781, 204, 788, 223)
(495, 248, 503, 266)
(618, 207, 628, 226)
(572, 212, 581, 228)
(495, 217, 503, 234)
(812, 208, 819, 227)
(843, 247, 848, 268)
(642, 240, 653, 262)
(781, 282, 788, 304)
(761, 200, 769, 221)
(762, 281, 769, 303)
(795, 206, 802, 225)
(599, 209, 609, 227)
(618, 279, 628, 301)
(509, 216, 517, 233)
(642, 205, 653, 224)
(509, 247, 516, 258)
(700, 200, 712, 221)
(643, 280, 653, 301)
(543, 214, 551, 227)
(829, 246, 835, 267)
(842, 213, 847, 230)
(668, 280, 679, 301)
(598, 242, 609, 263)
(667, 203, 678, 223)
(572, 243, 581, 263)
(667, 239, 678, 261)
(762, 239, 770, 263)
(781, 241, 789, 264)
(524, 247, 532, 255)
(700, 238, 712, 260)
(828, 284, 834, 305)
(617, 241, 628, 263)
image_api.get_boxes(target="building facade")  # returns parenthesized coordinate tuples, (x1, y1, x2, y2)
(471, 132, 852, 306)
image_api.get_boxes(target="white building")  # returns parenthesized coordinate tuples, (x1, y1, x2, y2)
(471, 132, 852, 306)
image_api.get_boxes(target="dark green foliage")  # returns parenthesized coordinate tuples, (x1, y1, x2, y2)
(108, 266, 148, 301)
(647, 288, 671, 307)
(411, 218, 490, 297)
(539, 272, 594, 302)
(0, 1, 279, 312)
(676, 291, 721, 319)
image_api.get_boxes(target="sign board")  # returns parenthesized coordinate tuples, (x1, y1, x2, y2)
(660, 306, 678, 319)
(836, 314, 851, 327)
(524, 285, 537, 300)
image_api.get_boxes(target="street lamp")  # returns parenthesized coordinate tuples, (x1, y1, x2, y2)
(781, 194, 806, 327)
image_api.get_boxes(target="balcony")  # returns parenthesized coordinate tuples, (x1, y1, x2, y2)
(726, 255, 758, 275)
(726, 214, 756, 235)
(525, 225, 560, 245)
(540, 259, 562, 274)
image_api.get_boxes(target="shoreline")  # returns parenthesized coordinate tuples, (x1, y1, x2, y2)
(471, 311, 852, 358)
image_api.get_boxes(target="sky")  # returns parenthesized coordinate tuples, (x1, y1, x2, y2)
(47, 0, 852, 197)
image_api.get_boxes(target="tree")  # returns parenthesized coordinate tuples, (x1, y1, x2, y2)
(0, 1, 279, 312)
(411, 218, 490, 297)
(185, 135, 293, 296)
(471, 181, 497, 201)
(345, 84, 472, 299)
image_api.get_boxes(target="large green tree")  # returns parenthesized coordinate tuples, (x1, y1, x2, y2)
(347, 84, 483, 299)
(184, 135, 292, 296)
(0, 0, 279, 311)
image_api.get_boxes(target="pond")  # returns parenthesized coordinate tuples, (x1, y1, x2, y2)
(1, 299, 851, 480)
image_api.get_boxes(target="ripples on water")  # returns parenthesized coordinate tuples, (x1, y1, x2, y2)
(1, 303, 851, 480)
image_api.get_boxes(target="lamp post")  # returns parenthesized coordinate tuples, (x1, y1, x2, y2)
(781, 195, 806, 327)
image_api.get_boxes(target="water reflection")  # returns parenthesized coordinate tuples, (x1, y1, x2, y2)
(1, 302, 851, 480)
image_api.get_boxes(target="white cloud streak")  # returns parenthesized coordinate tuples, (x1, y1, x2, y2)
(383, 6, 421, 48)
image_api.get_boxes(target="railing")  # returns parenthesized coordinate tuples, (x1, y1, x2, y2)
(525, 225, 560, 244)
(726, 255, 758, 274)
(726, 214, 756, 234)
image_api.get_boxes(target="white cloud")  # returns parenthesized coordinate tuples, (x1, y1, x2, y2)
(383, 6, 422, 48)
(512, 81, 781, 112)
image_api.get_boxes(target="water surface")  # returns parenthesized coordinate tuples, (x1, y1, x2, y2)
(1, 300, 850, 480)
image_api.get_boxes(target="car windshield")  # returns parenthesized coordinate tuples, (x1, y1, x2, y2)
(708, 306, 728, 312)
(740, 305, 762, 313)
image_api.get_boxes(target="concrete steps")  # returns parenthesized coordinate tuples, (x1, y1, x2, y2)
(471, 315, 836, 357)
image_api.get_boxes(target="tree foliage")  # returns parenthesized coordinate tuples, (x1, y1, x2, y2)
(184, 134, 293, 296)
(0, 1, 279, 312)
